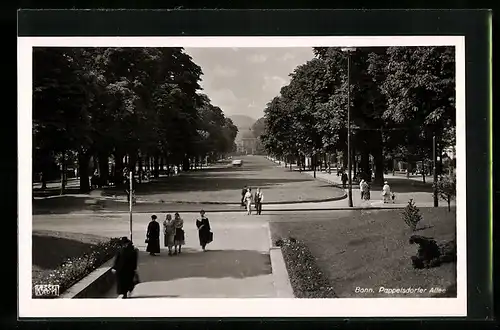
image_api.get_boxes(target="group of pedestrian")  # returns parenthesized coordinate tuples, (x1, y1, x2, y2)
(240, 186, 264, 215)
(145, 210, 213, 255)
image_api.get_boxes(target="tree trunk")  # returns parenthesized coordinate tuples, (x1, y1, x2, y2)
(137, 155, 143, 184)
(407, 161, 411, 178)
(448, 199, 451, 212)
(421, 159, 426, 183)
(129, 152, 137, 177)
(342, 145, 348, 170)
(78, 150, 91, 193)
(60, 150, 66, 195)
(114, 151, 124, 187)
(98, 151, 109, 186)
(371, 133, 385, 186)
(360, 150, 370, 182)
(92, 156, 98, 176)
(313, 154, 317, 178)
(154, 154, 160, 179)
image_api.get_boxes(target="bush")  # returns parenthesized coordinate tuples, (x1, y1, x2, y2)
(433, 173, 456, 212)
(401, 199, 422, 231)
(32, 237, 122, 298)
(278, 237, 337, 298)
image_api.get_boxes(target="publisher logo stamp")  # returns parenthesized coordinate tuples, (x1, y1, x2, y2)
(34, 284, 60, 297)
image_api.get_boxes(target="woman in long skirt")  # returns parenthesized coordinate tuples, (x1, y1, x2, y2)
(196, 210, 212, 252)
(146, 215, 160, 256)
(173, 212, 185, 254)
(163, 214, 176, 256)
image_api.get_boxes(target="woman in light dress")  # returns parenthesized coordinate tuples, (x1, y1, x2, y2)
(382, 181, 391, 203)
(359, 179, 370, 201)
(244, 188, 253, 215)
(173, 212, 185, 255)
(163, 214, 176, 256)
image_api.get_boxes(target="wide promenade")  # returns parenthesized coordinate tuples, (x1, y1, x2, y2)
(31, 156, 453, 298)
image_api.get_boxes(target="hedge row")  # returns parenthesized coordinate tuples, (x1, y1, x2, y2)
(276, 237, 337, 298)
(32, 237, 122, 298)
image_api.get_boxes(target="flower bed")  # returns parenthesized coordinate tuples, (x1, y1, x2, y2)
(276, 237, 337, 298)
(32, 237, 122, 298)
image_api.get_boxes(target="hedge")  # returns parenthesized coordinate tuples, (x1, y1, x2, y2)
(276, 237, 337, 298)
(32, 237, 122, 298)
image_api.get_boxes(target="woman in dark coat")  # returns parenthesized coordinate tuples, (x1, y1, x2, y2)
(112, 237, 138, 298)
(146, 214, 161, 256)
(196, 210, 212, 251)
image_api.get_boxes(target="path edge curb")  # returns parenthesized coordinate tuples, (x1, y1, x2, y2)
(269, 247, 295, 298)
(58, 258, 115, 299)
(267, 223, 294, 298)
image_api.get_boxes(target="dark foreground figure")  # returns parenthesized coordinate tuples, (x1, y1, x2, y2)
(146, 214, 161, 256)
(196, 210, 213, 251)
(112, 237, 139, 298)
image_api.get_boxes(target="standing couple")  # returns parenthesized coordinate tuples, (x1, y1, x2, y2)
(241, 186, 264, 215)
(145, 210, 213, 254)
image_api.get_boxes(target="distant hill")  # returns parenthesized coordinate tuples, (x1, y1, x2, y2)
(229, 114, 256, 131)
(229, 115, 257, 142)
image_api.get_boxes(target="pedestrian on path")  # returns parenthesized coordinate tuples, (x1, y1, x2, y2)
(360, 179, 369, 200)
(241, 185, 248, 207)
(173, 212, 185, 255)
(244, 188, 253, 215)
(341, 171, 348, 189)
(254, 188, 264, 215)
(146, 215, 160, 256)
(163, 214, 175, 256)
(382, 181, 391, 203)
(111, 237, 139, 299)
(360, 179, 371, 201)
(196, 210, 213, 252)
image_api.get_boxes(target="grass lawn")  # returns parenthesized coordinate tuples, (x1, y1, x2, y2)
(270, 207, 457, 298)
(32, 230, 109, 282)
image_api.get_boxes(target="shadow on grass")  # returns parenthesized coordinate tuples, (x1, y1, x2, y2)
(32, 234, 96, 270)
(415, 225, 435, 231)
(135, 248, 272, 282)
(33, 187, 83, 198)
(102, 176, 312, 197)
(33, 196, 104, 214)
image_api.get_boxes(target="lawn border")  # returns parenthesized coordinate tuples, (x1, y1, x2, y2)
(32, 236, 122, 299)
(58, 258, 115, 299)
(275, 237, 338, 298)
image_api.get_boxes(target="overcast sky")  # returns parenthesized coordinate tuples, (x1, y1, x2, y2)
(184, 47, 315, 120)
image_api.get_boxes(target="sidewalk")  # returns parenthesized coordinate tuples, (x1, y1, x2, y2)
(265, 157, 454, 209)
(93, 213, 279, 298)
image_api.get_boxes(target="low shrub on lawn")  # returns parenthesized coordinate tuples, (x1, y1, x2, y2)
(32, 237, 122, 298)
(276, 237, 337, 298)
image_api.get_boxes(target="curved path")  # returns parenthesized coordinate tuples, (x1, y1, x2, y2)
(103, 155, 345, 204)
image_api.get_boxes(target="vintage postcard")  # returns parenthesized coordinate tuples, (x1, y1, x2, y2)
(19, 35, 466, 317)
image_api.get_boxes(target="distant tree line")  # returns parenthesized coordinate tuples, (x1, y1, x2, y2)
(257, 46, 456, 184)
(33, 47, 238, 192)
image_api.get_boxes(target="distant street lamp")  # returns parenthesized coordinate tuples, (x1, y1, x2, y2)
(341, 47, 356, 207)
(433, 134, 439, 207)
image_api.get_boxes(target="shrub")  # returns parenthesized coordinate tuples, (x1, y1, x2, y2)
(433, 173, 456, 212)
(401, 199, 422, 231)
(278, 237, 337, 298)
(32, 237, 122, 298)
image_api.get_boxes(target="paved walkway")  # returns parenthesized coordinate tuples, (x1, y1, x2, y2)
(33, 212, 279, 298)
(266, 157, 455, 209)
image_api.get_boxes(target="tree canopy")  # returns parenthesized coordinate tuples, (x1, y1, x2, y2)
(33, 47, 238, 192)
(261, 46, 456, 183)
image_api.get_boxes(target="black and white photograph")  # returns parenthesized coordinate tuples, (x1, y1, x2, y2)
(19, 35, 466, 317)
